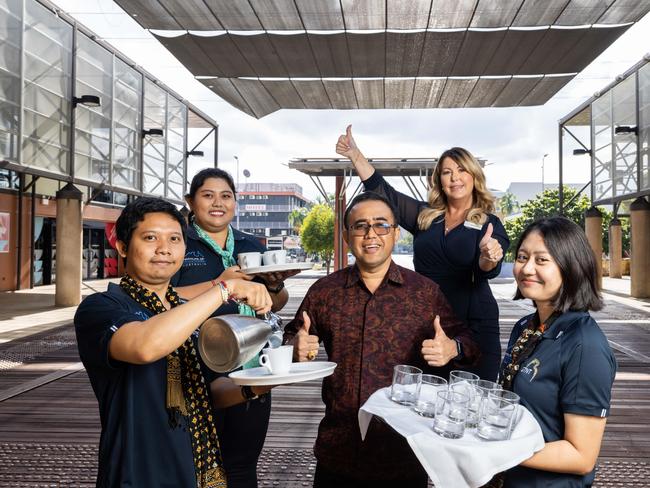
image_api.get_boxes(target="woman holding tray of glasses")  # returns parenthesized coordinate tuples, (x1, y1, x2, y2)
(171, 167, 297, 488)
(500, 217, 616, 487)
(336, 126, 508, 381)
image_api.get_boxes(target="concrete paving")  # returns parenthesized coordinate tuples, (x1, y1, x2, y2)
(1, 258, 650, 486)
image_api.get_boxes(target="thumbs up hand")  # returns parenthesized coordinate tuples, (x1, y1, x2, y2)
(478, 223, 503, 263)
(421, 315, 458, 367)
(336, 124, 361, 161)
(293, 311, 320, 362)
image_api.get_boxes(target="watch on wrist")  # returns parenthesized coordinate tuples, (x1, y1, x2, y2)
(241, 385, 259, 401)
(454, 339, 464, 360)
(266, 281, 285, 294)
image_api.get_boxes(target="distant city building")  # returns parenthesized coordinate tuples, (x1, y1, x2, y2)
(237, 183, 310, 238)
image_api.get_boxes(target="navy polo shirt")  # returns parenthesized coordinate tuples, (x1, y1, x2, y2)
(502, 311, 616, 488)
(74, 283, 216, 488)
(171, 225, 267, 314)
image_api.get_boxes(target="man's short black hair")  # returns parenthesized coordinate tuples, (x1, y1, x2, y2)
(343, 191, 399, 229)
(116, 197, 187, 250)
(513, 217, 603, 312)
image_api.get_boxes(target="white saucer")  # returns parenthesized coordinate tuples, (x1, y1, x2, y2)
(229, 361, 336, 386)
(241, 262, 313, 275)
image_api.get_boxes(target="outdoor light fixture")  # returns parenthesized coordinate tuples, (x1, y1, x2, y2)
(73, 95, 101, 107)
(142, 128, 164, 138)
(614, 125, 638, 135)
(186, 150, 204, 157)
(573, 148, 592, 156)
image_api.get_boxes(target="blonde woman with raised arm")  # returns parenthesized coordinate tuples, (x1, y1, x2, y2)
(336, 126, 508, 380)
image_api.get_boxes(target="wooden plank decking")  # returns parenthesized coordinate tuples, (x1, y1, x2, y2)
(1, 275, 649, 486)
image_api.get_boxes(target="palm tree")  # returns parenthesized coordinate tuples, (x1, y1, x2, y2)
(499, 192, 519, 217)
(288, 207, 309, 235)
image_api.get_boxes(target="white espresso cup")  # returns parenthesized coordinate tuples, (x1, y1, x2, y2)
(237, 252, 262, 269)
(262, 250, 286, 266)
(259, 345, 293, 375)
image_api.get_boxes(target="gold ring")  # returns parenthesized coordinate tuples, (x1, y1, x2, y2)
(307, 350, 317, 361)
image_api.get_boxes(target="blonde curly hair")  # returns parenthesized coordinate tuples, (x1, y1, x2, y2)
(417, 147, 495, 231)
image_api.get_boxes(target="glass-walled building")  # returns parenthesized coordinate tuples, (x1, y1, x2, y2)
(559, 55, 650, 211)
(558, 54, 650, 298)
(0, 0, 219, 291)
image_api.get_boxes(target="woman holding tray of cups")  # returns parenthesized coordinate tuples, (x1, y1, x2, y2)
(171, 167, 298, 488)
(500, 217, 616, 487)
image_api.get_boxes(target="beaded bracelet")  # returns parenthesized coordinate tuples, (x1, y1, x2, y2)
(216, 280, 230, 303)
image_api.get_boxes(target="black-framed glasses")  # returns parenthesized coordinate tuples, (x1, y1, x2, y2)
(349, 222, 398, 236)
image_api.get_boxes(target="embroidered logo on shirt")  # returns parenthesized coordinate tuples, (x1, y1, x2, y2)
(183, 250, 207, 267)
(133, 311, 150, 321)
(521, 358, 541, 382)
(111, 310, 150, 330)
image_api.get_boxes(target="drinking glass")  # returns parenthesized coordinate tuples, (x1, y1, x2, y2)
(413, 374, 447, 418)
(390, 365, 422, 405)
(448, 370, 479, 427)
(433, 390, 469, 439)
(465, 379, 501, 428)
(477, 390, 520, 441)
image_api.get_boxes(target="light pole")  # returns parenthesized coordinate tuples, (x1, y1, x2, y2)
(242, 169, 250, 233)
(234, 155, 239, 229)
(541, 153, 549, 193)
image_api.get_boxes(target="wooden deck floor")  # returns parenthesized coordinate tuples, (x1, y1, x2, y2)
(1, 275, 649, 486)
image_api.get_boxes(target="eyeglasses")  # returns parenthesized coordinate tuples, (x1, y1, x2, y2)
(349, 222, 398, 236)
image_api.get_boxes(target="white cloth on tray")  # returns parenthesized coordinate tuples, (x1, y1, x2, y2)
(359, 387, 544, 488)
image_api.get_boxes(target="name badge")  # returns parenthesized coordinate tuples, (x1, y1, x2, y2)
(463, 220, 482, 231)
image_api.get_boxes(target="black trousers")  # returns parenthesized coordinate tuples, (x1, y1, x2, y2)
(313, 463, 428, 488)
(215, 393, 271, 488)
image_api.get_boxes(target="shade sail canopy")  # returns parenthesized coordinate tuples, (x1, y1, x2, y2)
(197, 75, 575, 118)
(153, 26, 630, 78)
(116, 0, 650, 118)
(117, 0, 650, 30)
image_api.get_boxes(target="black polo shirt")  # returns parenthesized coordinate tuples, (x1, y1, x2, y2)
(502, 311, 616, 488)
(74, 283, 215, 488)
(171, 225, 267, 313)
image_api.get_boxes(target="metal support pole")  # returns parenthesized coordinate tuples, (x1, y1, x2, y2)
(16, 173, 24, 290)
(30, 180, 35, 288)
(234, 155, 240, 229)
(559, 124, 564, 214)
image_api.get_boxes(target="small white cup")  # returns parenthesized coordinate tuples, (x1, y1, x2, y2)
(259, 345, 293, 375)
(238, 252, 262, 269)
(262, 250, 286, 266)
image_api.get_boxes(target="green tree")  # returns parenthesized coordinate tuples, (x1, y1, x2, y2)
(502, 186, 627, 260)
(300, 203, 335, 273)
(498, 191, 519, 217)
(288, 207, 309, 234)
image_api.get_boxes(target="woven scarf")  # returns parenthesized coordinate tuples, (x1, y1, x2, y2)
(119, 275, 227, 488)
(499, 311, 560, 391)
(481, 312, 560, 488)
(193, 223, 258, 369)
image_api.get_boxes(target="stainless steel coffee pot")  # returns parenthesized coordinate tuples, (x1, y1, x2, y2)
(198, 312, 284, 372)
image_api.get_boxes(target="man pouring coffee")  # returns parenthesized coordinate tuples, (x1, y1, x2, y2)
(74, 197, 273, 487)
